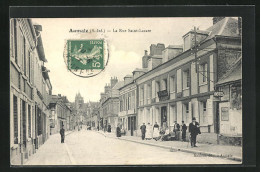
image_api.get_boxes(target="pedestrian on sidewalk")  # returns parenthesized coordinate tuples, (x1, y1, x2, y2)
(116, 124, 121, 138)
(140, 123, 146, 140)
(173, 121, 180, 140)
(153, 122, 160, 141)
(145, 123, 153, 140)
(60, 125, 65, 143)
(108, 123, 111, 133)
(181, 121, 187, 142)
(189, 117, 201, 147)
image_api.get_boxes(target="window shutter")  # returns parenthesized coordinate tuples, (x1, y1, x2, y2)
(10, 19, 15, 59)
(13, 95, 18, 144)
(187, 70, 190, 87)
(205, 63, 208, 81)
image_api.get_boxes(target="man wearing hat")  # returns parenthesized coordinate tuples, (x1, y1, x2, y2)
(60, 125, 65, 143)
(189, 117, 201, 147)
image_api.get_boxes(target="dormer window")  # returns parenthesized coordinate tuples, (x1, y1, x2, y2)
(183, 29, 209, 51)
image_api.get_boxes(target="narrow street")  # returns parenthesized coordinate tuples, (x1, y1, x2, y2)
(25, 129, 239, 165)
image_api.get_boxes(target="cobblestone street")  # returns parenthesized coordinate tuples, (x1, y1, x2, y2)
(25, 130, 240, 165)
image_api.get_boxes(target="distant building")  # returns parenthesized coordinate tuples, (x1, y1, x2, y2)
(99, 77, 123, 132)
(118, 74, 138, 136)
(85, 101, 99, 128)
(74, 92, 85, 126)
(49, 94, 72, 134)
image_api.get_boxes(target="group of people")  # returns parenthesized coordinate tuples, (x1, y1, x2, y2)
(139, 117, 201, 147)
(103, 124, 112, 133)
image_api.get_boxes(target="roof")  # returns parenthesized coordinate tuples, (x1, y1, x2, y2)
(205, 17, 239, 41)
(166, 45, 183, 49)
(112, 81, 124, 90)
(124, 74, 133, 78)
(183, 29, 210, 38)
(135, 17, 241, 83)
(133, 68, 148, 73)
(216, 56, 242, 86)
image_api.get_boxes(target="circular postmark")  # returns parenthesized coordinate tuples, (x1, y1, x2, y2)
(63, 39, 109, 78)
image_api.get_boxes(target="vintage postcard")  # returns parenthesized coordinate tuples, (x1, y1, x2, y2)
(10, 17, 242, 165)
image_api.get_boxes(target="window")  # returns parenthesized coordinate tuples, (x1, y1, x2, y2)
(203, 101, 207, 111)
(185, 103, 189, 113)
(22, 100, 27, 142)
(200, 63, 208, 83)
(127, 94, 130, 110)
(23, 38, 27, 74)
(156, 81, 160, 94)
(170, 76, 176, 93)
(120, 97, 123, 112)
(10, 19, 17, 62)
(28, 52, 31, 82)
(163, 78, 167, 91)
(132, 90, 135, 110)
(28, 105, 31, 138)
(147, 84, 151, 104)
(183, 69, 190, 88)
(17, 25, 24, 67)
(13, 95, 18, 144)
(140, 87, 144, 105)
(184, 103, 190, 123)
(200, 101, 208, 124)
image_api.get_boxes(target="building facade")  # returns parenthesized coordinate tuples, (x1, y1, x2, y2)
(100, 77, 123, 132)
(74, 92, 85, 128)
(49, 95, 73, 134)
(10, 18, 52, 164)
(118, 75, 138, 136)
(135, 17, 241, 144)
(215, 56, 242, 145)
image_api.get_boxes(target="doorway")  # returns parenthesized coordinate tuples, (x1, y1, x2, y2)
(128, 116, 136, 136)
(161, 106, 167, 128)
(219, 102, 230, 135)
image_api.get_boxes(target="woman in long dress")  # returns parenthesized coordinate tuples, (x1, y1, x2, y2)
(153, 122, 160, 141)
(145, 123, 153, 140)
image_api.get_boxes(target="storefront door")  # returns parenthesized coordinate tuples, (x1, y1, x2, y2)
(219, 102, 230, 135)
(128, 116, 136, 136)
(161, 106, 167, 128)
(21, 100, 27, 149)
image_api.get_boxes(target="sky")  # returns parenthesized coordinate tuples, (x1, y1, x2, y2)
(32, 17, 213, 102)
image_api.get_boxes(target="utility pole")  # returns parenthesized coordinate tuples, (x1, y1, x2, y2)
(194, 26, 199, 73)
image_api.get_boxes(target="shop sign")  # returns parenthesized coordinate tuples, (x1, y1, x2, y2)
(157, 90, 169, 101)
(214, 91, 224, 97)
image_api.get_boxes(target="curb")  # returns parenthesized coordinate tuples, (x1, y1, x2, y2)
(95, 131, 242, 162)
(65, 130, 76, 136)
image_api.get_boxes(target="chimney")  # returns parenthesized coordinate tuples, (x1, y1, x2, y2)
(142, 55, 148, 68)
(144, 50, 148, 55)
(58, 94, 61, 97)
(213, 17, 225, 25)
(110, 77, 118, 88)
(150, 43, 165, 56)
(104, 84, 110, 93)
(124, 75, 133, 85)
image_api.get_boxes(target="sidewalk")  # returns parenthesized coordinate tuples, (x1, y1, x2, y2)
(96, 130, 242, 162)
(24, 130, 76, 165)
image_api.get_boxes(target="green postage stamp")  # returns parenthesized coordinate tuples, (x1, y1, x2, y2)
(65, 39, 107, 77)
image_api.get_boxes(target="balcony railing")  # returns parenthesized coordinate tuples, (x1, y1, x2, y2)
(157, 90, 169, 101)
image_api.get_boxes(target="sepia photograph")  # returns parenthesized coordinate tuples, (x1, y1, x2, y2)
(10, 16, 243, 166)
